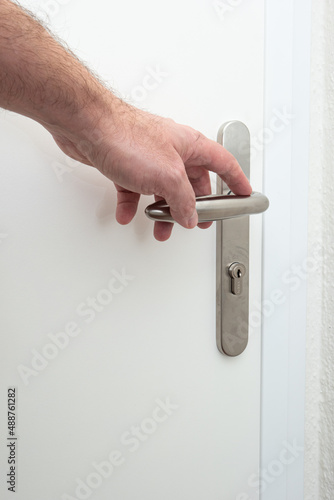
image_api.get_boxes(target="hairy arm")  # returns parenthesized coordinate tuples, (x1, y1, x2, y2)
(0, 0, 252, 241)
(0, 0, 113, 143)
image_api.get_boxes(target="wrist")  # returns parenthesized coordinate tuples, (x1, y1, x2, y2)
(61, 95, 141, 164)
(42, 85, 124, 157)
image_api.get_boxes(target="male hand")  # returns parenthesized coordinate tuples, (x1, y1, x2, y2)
(50, 101, 252, 241)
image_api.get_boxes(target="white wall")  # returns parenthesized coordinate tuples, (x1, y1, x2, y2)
(305, 1, 334, 498)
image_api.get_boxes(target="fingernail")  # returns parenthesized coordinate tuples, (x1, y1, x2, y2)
(187, 212, 198, 228)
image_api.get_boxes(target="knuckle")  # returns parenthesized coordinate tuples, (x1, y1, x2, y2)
(169, 165, 185, 184)
(160, 162, 185, 190)
(171, 194, 196, 221)
(192, 130, 205, 143)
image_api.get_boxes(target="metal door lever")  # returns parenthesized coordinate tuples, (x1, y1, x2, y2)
(145, 192, 269, 223)
(144, 121, 269, 357)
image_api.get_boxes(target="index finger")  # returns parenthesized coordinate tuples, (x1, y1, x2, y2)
(189, 137, 252, 195)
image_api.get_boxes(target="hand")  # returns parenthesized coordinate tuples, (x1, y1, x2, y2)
(50, 99, 252, 241)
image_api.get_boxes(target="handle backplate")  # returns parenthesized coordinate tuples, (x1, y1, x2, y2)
(216, 121, 251, 356)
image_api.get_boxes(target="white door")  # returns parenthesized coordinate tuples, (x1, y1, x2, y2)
(0, 1, 265, 499)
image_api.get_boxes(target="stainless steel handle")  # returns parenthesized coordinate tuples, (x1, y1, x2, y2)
(145, 192, 269, 223)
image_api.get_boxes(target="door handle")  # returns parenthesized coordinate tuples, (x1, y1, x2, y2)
(145, 191, 269, 223)
(145, 121, 269, 357)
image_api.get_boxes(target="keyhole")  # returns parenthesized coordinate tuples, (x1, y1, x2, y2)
(237, 269, 242, 278)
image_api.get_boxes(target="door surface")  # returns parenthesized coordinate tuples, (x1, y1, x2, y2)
(0, 1, 265, 499)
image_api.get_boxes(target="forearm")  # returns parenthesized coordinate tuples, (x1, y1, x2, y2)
(0, 0, 114, 136)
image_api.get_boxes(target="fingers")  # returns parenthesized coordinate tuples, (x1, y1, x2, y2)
(115, 185, 140, 225)
(187, 165, 213, 230)
(115, 187, 175, 242)
(115, 185, 192, 242)
(153, 166, 213, 240)
(189, 136, 252, 195)
(198, 221, 213, 229)
(154, 221, 174, 241)
(159, 161, 198, 229)
(152, 195, 174, 242)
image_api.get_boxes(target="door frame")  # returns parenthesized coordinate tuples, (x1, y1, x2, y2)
(261, 1, 311, 498)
